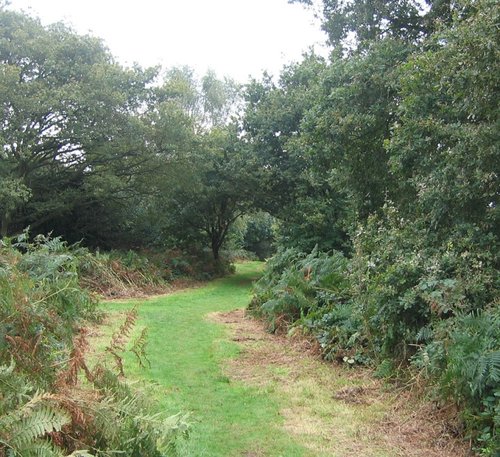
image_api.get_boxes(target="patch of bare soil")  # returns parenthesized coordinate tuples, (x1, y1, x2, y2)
(208, 309, 473, 457)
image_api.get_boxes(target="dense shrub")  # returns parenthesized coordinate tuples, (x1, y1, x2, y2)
(250, 247, 351, 336)
(250, 218, 499, 453)
(0, 234, 99, 386)
(159, 248, 236, 281)
(0, 235, 189, 456)
(412, 308, 500, 455)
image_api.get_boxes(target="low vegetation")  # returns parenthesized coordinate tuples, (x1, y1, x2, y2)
(250, 243, 500, 455)
(0, 236, 189, 456)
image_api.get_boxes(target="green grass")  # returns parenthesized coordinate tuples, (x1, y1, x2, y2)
(102, 262, 313, 457)
(94, 261, 463, 457)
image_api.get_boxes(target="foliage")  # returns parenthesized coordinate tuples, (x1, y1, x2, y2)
(0, 234, 98, 386)
(156, 124, 257, 260)
(1, 0, 498, 452)
(250, 247, 350, 335)
(243, 53, 350, 252)
(0, 235, 189, 456)
(0, 365, 70, 457)
(389, 0, 499, 237)
(292, 0, 458, 49)
(78, 249, 168, 298)
(248, 0, 498, 451)
(226, 212, 276, 261)
(0, 8, 156, 241)
(412, 308, 500, 454)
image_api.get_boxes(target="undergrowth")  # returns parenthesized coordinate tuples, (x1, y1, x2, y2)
(0, 234, 189, 456)
(250, 220, 500, 455)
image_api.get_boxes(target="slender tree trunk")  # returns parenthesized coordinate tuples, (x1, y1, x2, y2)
(1, 212, 9, 238)
(211, 235, 220, 260)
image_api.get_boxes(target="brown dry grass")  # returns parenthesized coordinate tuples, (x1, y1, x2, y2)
(208, 309, 474, 457)
(101, 278, 204, 302)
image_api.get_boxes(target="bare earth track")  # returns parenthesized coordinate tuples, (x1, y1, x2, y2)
(209, 309, 472, 457)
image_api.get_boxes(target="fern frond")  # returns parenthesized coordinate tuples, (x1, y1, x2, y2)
(19, 438, 64, 457)
(10, 405, 70, 449)
(57, 329, 93, 387)
(487, 351, 500, 382)
(105, 307, 139, 376)
(130, 327, 150, 368)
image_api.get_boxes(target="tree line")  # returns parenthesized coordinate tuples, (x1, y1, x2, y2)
(0, 7, 253, 260)
(246, 0, 498, 453)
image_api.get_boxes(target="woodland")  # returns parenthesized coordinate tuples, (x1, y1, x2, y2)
(0, 0, 498, 455)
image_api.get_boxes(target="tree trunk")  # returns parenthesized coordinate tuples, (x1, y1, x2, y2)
(211, 236, 220, 260)
(1, 212, 10, 238)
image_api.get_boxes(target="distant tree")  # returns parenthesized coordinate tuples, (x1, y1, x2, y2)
(129, 69, 250, 258)
(162, 125, 257, 260)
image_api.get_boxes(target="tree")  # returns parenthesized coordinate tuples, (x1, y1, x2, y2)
(126, 69, 250, 258)
(298, 39, 412, 224)
(163, 126, 257, 260)
(291, 0, 459, 50)
(389, 0, 499, 235)
(242, 54, 351, 251)
(0, 9, 156, 238)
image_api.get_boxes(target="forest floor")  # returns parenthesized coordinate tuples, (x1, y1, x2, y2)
(91, 261, 472, 457)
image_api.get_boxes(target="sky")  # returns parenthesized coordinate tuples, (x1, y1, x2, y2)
(7, 0, 328, 83)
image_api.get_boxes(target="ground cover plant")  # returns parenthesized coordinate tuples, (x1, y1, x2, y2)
(0, 235, 188, 456)
(250, 239, 499, 454)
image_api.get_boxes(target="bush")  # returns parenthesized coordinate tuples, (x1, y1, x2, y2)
(159, 248, 235, 281)
(250, 207, 499, 452)
(412, 308, 500, 455)
(250, 247, 353, 341)
(0, 235, 189, 456)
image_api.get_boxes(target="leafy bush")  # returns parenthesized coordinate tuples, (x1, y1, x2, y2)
(250, 208, 499, 452)
(412, 308, 500, 455)
(158, 248, 235, 281)
(0, 234, 98, 386)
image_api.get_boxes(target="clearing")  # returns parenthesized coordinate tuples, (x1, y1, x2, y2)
(93, 261, 470, 457)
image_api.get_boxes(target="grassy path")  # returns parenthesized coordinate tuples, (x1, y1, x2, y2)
(103, 262, 310, 456)
(99, 262, 467, 457)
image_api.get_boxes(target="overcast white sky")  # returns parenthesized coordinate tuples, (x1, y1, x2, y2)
(8, 0, 327, 82)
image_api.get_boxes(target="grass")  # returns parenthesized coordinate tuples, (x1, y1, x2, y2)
(99, 262, 312, 456)
(93, 261, 465, 457)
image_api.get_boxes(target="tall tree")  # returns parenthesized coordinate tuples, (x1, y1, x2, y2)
(242, 55, 350, 251)
(291, 0, 459, 50)
(299, 39, 411, 224)
(0, 9, 156, 238)
(389, 0, 499, 235)
(130, 69, 250, 258)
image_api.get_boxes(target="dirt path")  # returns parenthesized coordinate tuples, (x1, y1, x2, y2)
(209, 309, 472, 457)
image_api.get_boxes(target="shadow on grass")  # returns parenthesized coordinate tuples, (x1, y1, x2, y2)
(221, 261, 265, 288)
